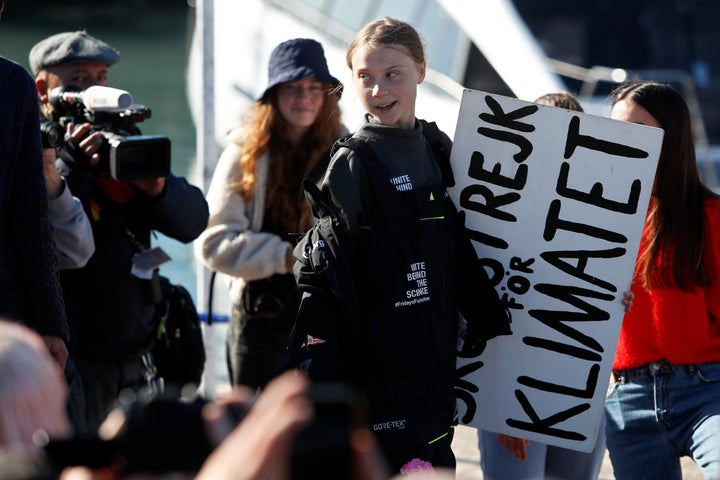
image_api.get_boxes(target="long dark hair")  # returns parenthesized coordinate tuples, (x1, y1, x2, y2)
(612, 81, 717, 290)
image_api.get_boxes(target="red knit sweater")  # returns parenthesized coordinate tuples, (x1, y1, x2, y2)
(614, 198, 720, 369)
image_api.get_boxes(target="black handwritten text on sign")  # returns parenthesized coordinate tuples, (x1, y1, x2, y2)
(449, 90, 662, 452)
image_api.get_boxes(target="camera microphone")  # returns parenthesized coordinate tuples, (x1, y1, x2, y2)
(47, 84, 171, 181)
(50, 85, 133, 110)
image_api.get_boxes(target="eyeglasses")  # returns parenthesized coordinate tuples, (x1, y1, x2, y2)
(278, 83, 325, 99)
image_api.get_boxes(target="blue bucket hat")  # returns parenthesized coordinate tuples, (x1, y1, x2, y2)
(259, 38, 341, 100)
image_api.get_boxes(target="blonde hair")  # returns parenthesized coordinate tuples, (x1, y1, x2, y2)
(346, 17, 426, 70)
(0, 320, 70, 450)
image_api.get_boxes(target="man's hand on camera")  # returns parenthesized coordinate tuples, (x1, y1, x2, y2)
(132, 177, 166, 198)
(66, 122, 103, 164)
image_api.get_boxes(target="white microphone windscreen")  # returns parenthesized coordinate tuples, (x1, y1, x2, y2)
(82, 86, 133, 110)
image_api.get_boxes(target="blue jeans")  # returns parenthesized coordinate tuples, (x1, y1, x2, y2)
(478, 418, 606, 480)
(605, 360, 720, 480)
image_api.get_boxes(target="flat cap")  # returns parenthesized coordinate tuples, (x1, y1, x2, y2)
(29, 30, 121, 75)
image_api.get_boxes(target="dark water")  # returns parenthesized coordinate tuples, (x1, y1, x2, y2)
(0, 4, 200, 293)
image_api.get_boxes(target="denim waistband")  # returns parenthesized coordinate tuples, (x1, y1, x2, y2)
(612, 360, 719, 384)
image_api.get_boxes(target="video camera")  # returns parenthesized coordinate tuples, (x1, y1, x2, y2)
(43, 85, 171, 181)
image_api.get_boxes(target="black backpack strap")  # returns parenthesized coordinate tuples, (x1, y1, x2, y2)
(332, 121, 453, 188)
(419, 119, 455, 187)
(329, 134, 352, 159)
(332, 137, 411, 231)
(329, 122, 454, 232)
(305, 147, 333, 185)
(300, 179, 357, 306)
(206, 269, 217, 326)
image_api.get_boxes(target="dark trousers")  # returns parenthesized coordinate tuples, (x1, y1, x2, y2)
(64, 357, 87, 435)
(226, 303, 295, 390)
(74, 356, 149, 433)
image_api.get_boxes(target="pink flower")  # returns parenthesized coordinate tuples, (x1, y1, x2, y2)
(400, 458, 435, 476)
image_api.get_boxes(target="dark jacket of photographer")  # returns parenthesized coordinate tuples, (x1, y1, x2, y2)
(60, 169, 208, 360)
(0, 56, 68, 341)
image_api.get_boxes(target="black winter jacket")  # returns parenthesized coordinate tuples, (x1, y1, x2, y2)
(291, 119, 511, 443)
(0, 57, 68, 340)
(62, 170, 208, 360)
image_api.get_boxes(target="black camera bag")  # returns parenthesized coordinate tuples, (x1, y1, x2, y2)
(240, 273, 300, 319)
(152, 276, 206, 387)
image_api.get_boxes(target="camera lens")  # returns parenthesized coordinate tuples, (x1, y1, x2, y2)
(40, 121, 63, 148)
(253, 294, 285, 318)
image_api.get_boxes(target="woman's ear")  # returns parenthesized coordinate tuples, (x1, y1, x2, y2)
(417, 61, 427, 85)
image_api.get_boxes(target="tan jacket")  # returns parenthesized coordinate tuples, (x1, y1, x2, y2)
(194, 143, 293, 304)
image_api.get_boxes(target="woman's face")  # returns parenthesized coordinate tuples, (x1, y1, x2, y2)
(611, 99, 661, 128)
(276, 77, 325, 139)
(350, 44, 426, 129)
(611, 97, 663, 196)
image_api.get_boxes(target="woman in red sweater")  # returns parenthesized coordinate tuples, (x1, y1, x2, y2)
(605, 81, 720, 480)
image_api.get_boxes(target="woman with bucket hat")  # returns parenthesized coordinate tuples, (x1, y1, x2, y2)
(195, 38, 347, 390)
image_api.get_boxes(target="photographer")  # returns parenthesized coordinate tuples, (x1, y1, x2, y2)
(30, 30, 209, 433)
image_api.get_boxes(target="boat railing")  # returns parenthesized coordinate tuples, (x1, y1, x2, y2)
(549, 57, 720, 188)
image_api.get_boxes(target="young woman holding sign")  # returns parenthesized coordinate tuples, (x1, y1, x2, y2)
(478, 92, 611, 480)
(287, 17, 511, 475)
(604, 81, 720, 480)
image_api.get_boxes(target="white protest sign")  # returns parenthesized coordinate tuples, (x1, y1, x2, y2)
(449, 89, 663, 452)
